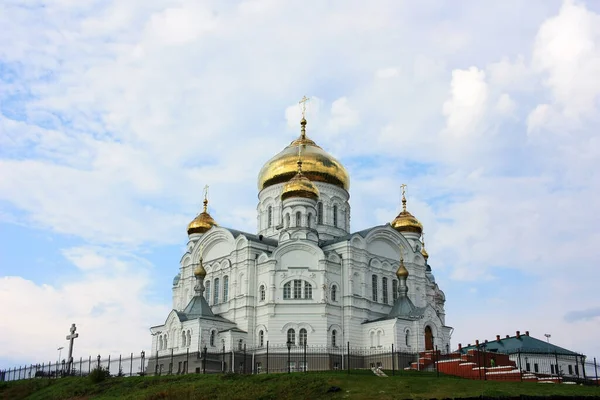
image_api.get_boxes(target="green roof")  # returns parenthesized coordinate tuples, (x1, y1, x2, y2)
(459, 334, 581, 356)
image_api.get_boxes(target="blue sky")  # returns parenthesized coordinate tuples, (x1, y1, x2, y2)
(1, 0, 600, 367)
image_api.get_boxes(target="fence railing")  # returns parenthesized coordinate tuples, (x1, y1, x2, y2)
(2, 344, 599, 386)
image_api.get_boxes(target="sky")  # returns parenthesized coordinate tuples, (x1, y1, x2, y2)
(1, 0, 600, 367)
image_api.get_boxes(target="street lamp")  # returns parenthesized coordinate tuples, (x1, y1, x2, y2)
(57, 347, 64, 365)
(286, 340, 292, 374)
(544, 334, 552, 375)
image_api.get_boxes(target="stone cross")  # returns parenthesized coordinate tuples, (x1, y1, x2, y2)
(65, 323, 78, 374)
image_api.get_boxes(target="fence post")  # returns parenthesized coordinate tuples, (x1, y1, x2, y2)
(244, 344, 247, 374)
(203, 346, 207, 374)
(347, 342, 350, 375)
(517, 350, 522, 381)
(303, 341, 307, 373)
(222, 344, 225, 373)
(582, 355, 587, 380)
(391, 344, 395, 376)
(129, 353, 133, 377)
(266, 341, 269, 374)
(169, 348, 174, 375)
(107, 355, 111, 375)
(436, 345, 439, 378)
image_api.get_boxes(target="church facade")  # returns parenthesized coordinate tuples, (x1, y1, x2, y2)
(149, 113, 452, 369)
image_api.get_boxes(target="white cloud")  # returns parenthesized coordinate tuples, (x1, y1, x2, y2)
(376, 67, 400, 79)
(495, 93, 516, 116)
(442, 67, 489, 138)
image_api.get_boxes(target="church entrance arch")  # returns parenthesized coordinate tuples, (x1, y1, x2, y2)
(424, 325, 433, 351)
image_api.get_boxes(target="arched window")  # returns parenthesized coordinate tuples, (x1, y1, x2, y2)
(295, 211, 301, 227)
(299, 328, 307, 346)
(214, 278, 220, 304)
(307, 213, 312, 228)
(210, 330, 215, 347)
(187, 330, 191, 347)
(372, 275, 378, 302)
(158, 335, 163, 350)
(405, 330, 410, 346)
(377, 331, 382, 347)
(259, 285, 266, 301)
(392, 279, 398, 301)
(287, 328, 296, 345)
(259, 330, 264, 347)
(164, 334, 168, 349)
(317, 202, 323, 224)
(370, 331, 374, 347)
(342, 208, 346, 229)
(205, 280, 211, 305)
(304, 282, 312, 299)
(182, 331, 186, 348)
(238, 339, 244, 350)
(331, 285, 337, 302)
(332, 330, 337, 347)
(223, 276, 229, 302)
(285, 213, 290, 228)
(267, 206, 273, 227)
(382, 277, 388, 304)
(283, 282, 291, 299)
(333, 205, 338, 227)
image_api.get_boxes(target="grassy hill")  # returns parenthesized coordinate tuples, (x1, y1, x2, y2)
(1, 370, 599, 400)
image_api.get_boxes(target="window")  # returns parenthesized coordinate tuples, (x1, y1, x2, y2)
(187, 330, 191, 347)
(181, 331, 186, 348)
(317, 202, 323, 224)
(210, 331, 215, 347)
(287, 329, 296, 345)
(332, 330, 337, 347)
(526, 362, 530, 371)
(575, 365, 579, 375)
(293, 280, 302, 299)
(331, 285, 337, 302)
(223, 276, 229, 302)
(283, 282, 291, 299)
(158, 335, 163, 350)
(299, 328, 307, 346)
(260, 285, 266, 301)
(568, 365, 573, 375)
(214, 278, 220, 304)
(392, 279, 398, 301)
(295, 211, 301, 227)
(551, 364, 555, 374)
(382, 277, 388, 304)
(307, 213, 312, 228)
(333, 205, 338, 227)
(268, 206, 272, 227)
(205, 281, 211, 304)
(259, 330, 264, 347)
(376, 331, 382, 347)
(372, 275, 378, 302)
(534, 363, 539, 373)
(370, 332, 375, 348)
(304, 282, 312, 299)
(285, 213, 290, 228)
(238, 339, 244, 351)
(164, 335, 168, 349)
(405, 330, 410, 346)
(342, 209, 346, 228)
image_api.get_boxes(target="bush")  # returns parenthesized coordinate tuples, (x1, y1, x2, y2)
(89, 367, 111, 384)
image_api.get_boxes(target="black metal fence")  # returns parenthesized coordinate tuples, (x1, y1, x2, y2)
(2, 344, 599, 387)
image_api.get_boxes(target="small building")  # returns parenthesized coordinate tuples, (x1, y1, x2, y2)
(458, 331, 587, 379)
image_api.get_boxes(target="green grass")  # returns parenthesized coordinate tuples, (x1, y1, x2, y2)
(1, 370, 598, 400)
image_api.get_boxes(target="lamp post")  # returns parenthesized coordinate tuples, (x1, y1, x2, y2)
(57, 347, 64, 365)
(544, 333, 551, 375)
(286, 340, 292, 374)
(140, 351, 145, 376)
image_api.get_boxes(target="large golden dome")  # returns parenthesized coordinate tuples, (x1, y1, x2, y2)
(258, 118, 350, 191)
(281, 160, 320, 201)
(187, 199, 217, 235)
(391, 187, 423, 235)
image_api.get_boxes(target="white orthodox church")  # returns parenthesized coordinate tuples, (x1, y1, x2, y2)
(149, 111, 452, 368)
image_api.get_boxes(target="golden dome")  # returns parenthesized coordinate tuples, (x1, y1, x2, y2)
(187, 199, 217, 235)
(193, 259, 207, 279)
(396, 258, 409, 279)
(421, 245, 429, 260)
(281, 159, 320, 201)
(258, 118, 350, 191)
(391, 186, 423, 235)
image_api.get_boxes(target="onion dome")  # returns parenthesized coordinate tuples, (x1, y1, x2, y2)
(391, 186, 423, 235)
(421, 236, 429, 260)
(187, 198, 217, 236)
(396, 257, 409, 279)
(258, 117, 349, 191)
(281, 155, 320, 201)
(193, 259, 207, 279)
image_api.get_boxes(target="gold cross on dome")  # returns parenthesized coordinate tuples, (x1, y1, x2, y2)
(299, 95, 310, 119)
(400, 183, 407, 197)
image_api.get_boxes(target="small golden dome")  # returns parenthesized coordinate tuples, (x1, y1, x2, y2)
(258, 118, 350, 191)
(396, 258, 409, 279)
(391, 185, 423, 235)
(187, 199, 217, 235)
(193, 259, 207, 279)
(281, 158, 320, 201)
(421, 246, 429, 260)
